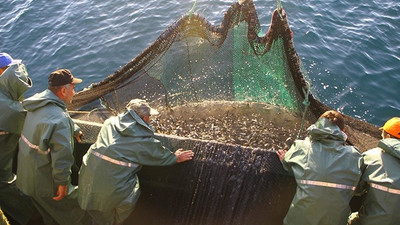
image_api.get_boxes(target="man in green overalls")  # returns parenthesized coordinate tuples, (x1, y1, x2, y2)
(0, 52, 35, 224)
(350, 117, 400, 225)
(78, 99, 194, 225)
(17, 69, 89, 225)
(277, 110, 364, 225)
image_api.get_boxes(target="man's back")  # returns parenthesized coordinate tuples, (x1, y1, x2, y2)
(359, 138, 400, 225)
(282, 118, 363, 225)
(78, 110, 177, 211)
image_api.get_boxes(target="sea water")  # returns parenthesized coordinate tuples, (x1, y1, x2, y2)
(1, 0, 399, 126)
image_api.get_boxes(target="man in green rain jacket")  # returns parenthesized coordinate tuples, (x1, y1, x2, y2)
(78, 99, 194, 225)
(276, 110, 364, 225)
(355, 117, 400, 225)
(16, 69, 88, 225)
(0, 53, 35, 225)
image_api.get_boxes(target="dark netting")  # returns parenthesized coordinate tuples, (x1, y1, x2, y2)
(70, 1, 303, 112)
(131, 137, 296, 225)
(69, 1, 382, 224)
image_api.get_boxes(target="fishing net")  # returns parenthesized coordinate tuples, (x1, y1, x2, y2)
(71, 1, 302, 111)
(70, 0, 379, 151)
(71, 0, 316, 150)
(70, 0, 381, 224)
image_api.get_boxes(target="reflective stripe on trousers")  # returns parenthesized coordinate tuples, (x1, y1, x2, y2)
(0, 131, 9, 135)
(21, 134, 50, 155)
(296, 179, 356, 191)
(370, 183, 400, 195)
(90, 150, 139, 168)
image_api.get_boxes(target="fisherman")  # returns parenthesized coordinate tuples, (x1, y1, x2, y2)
(348, 117, 400, 225)
(0, 52, 36, 224)
(276, 110, 364, 225)
(78, 99, 194, 225)
(16, 69, 89, 225)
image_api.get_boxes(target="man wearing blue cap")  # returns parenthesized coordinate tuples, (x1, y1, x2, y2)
(0, 52, 36, 224)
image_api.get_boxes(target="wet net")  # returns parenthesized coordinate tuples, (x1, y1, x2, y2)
(71, 0, 317, 151)
(71, 1, 302, 112)
(69, 0, 381, 224)
(70, 0, 379, 151)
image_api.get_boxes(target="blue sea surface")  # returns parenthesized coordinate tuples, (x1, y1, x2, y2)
(1, 0, 399, 126)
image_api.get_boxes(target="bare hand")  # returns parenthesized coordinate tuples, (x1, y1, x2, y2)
(53, 185, 67, 201)
(276, 149, 287, 163)
(74, 131, 83, 143)
(175, 149, 194, 163)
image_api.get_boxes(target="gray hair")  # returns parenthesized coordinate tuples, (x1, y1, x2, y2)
(126, 99, 159, 118)
(48, 83, 72, 94)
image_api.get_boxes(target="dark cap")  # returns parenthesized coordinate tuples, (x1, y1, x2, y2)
(48, 69, 82, 86)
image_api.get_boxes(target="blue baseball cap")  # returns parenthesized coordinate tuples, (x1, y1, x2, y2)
(0, 53, 21, 68)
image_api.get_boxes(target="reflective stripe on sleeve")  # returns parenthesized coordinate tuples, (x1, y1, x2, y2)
(0, 131, 9, 135)
(370, 183, 400, 195)
(296, 179, 356, 191)
(21, 134, 50, 155)
(91, 151, 139, 168)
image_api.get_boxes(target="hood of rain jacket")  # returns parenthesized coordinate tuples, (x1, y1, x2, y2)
(359, 138, 400, 225)
(0, 63, 32, 134)
(78, 109, 177, 212)
(379, 138, 400, 160)
(307, 117, 347, 142)
(22, 88, 66, 112)
(115, 109, 156, 137)
(282, 118, 363, 225)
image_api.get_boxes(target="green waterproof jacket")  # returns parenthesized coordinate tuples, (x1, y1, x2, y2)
(78, 109, 177, 212)
(282, 118, 364, 225)
(358, 138, 400, 225)
(16, 89, 76, 197)
(0, 63, 32, 134)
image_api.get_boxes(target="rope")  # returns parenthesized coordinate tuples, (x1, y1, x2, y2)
(187, 0, 198, 16)
(297, 81, 311, 139)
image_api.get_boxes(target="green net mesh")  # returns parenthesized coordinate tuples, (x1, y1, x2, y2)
(233, 25, 298, 110)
